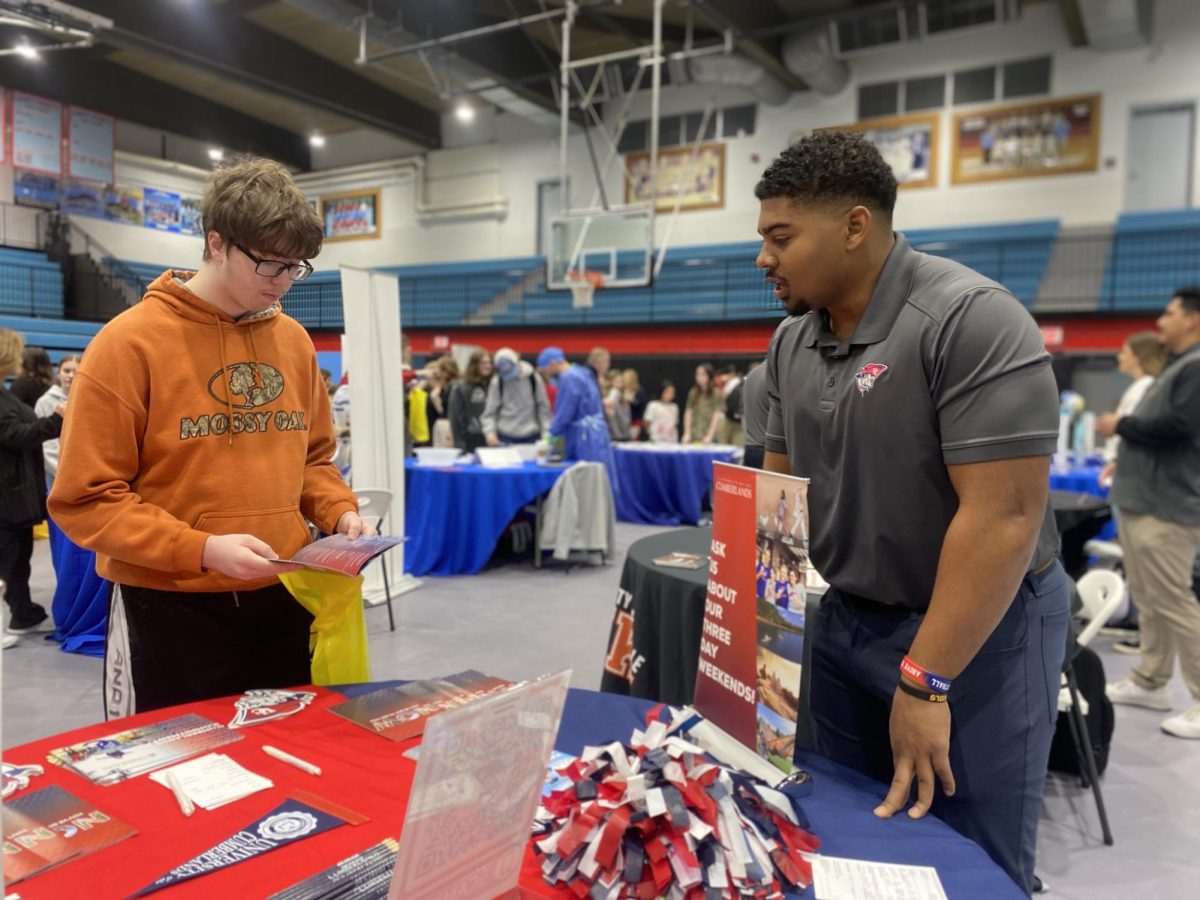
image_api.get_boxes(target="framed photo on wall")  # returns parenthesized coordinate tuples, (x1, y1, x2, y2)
(625, 143, 725, 212)
(816, 113, 939, 189)
(321, 188, 381, 241)
(952, 94, 1100, 185)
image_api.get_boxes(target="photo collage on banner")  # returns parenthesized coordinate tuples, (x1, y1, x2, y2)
(693, 462, 814, 773)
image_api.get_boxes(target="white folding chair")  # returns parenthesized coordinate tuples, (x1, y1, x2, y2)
(1074, 569, 1126, 649)
(1057, 568, 1125, 847)
(353, 488, 395, 632)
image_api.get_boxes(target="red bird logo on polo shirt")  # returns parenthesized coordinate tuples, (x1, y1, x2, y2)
(855, 363, 888, 395)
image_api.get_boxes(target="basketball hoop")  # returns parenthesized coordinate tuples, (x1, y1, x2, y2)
(566, 269, 604, 309)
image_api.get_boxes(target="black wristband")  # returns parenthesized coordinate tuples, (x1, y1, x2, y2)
(897, 679, 948, 703)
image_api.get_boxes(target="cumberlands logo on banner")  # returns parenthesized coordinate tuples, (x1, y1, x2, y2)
(133, 799, 346, 896)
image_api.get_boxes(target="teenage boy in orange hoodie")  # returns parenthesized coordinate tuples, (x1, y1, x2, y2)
(50, 157, 373, 718)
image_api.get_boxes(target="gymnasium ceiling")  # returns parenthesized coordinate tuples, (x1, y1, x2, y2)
(0, 1, 1073, 170)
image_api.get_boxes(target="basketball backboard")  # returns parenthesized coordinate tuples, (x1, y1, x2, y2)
(547, 206, 654, 290)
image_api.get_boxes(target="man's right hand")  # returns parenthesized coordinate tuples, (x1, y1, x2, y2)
(1099, 460, 1116, 487)
(201, 534, 293, 579)
(485, 434, 501, 447)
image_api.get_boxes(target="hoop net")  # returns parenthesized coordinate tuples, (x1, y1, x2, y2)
(566, 269, 604, 309)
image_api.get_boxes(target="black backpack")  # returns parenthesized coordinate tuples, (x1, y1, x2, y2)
(1049, 645, 1115, 776)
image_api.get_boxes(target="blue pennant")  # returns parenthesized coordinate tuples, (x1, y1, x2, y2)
(132, 798, 345, 896)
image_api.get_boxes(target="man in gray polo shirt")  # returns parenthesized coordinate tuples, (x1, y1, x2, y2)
(1097, 287, 1200, 739)
(758, 132, 1066, 895)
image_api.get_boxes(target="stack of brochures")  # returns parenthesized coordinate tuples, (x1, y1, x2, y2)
(47, 714, 244, 786)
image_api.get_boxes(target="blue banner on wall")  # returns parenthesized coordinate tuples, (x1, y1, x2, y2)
(13, 170, 60, 209)
(143, 188, 182, 232)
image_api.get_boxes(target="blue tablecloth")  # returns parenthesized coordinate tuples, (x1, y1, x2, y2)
(403, 458, 568, 576)
(46, 517, 108, 658)
(613, 445, 737, 526)
(1050, 465, 1107, 498)
(335, 684, 1023, 898)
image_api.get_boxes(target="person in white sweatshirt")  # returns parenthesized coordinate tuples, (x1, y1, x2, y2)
(34, 354, 80, 489)
(1100, 331, 1168, 486)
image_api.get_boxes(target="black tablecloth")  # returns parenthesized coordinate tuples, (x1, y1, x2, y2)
(1051, 490, 1113, 581)
(599, 526, 712, 706)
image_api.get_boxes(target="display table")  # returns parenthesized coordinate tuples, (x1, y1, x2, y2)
(403, 458, 568, 576)
(2, 684, 1022, 899)
(598, 526, 713, 705)
(46, 519, 108, 658)
(612, 443, 738, 526)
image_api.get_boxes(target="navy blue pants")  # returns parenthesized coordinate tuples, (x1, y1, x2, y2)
(809, 561, 1070, 896)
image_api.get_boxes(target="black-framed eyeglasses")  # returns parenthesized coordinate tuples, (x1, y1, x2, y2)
(231, 240, 313, 281)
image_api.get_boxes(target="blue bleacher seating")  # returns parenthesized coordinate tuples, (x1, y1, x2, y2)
(0, 248, 65, 318)
(1100, 209, 1200, 311)
(120, 225, 1054, 328)
(0, 314, 100, 359)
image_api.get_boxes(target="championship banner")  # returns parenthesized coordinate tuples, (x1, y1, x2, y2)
(693, 462, 812, 772)
(133, 796, 356, 896)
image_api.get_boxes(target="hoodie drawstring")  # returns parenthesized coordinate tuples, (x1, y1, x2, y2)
(216, 316, 235, 447)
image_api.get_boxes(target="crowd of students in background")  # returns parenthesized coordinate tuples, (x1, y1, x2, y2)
(334, 346, 757, 453)
(0, 337, 72, 649)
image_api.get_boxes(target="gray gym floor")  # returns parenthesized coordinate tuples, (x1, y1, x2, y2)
(3, 529, 1196, 898)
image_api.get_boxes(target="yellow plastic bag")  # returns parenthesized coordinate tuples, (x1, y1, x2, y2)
(279, 569, 371, 685)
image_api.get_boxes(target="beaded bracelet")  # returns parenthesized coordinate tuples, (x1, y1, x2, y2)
(897, 679, 948, 703)
(900, 655, 952, 694)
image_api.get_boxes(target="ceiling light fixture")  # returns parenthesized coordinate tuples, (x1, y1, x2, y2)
(14, 42, 40, 60)
(309, 133, 326, 148)
(207, 147, 224, 162)
(454, 98, 475, 124)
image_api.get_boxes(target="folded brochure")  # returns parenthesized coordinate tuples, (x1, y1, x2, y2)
(653, 551, 708, 569)
(268, 534, 403, 576)
(3, 784, 137, 885)
(327, 670, 514, 742)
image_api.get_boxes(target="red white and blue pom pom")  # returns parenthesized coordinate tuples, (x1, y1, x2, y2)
(534, 708, 819, 898)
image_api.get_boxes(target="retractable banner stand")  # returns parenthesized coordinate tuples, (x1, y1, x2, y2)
(339, 266, 421, 604)
(693, 462, 813, 774)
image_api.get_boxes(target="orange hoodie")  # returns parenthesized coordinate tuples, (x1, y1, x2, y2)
(48, 270, 358, 593)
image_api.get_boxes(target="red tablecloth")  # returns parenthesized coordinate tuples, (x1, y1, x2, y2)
(2, 685, 563, 899)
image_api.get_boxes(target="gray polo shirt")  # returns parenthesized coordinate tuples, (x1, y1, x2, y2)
(765, 233, 1059, 610)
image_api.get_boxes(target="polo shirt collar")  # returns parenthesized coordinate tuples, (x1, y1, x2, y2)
(806, 233, 918, 350)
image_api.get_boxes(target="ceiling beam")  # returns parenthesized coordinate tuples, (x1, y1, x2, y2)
(688, 0, 807, 92)
(71, 0, 442, 147)
(1057, 0, 1090, 47)
(0, 47, 311, 169)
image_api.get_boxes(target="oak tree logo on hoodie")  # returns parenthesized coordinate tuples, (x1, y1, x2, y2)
(207, 362, 285, 409)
